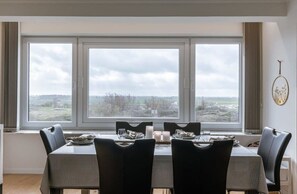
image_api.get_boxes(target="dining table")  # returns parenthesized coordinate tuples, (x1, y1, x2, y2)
(40, 134, 268, 194)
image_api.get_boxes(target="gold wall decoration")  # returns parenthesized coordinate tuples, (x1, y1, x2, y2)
(272, 60, 289, 106)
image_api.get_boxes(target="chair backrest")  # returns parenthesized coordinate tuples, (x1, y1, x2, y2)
(94, 138, 155, 194)
(164, 122, 201, 135)
(257, 127, 291, 191)
(172, 139, 233, 194)
(39, 124, 66, 155)
(116, 121, 153, 134)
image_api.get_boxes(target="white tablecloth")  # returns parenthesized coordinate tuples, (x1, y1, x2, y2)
(40, 135, 268, 194)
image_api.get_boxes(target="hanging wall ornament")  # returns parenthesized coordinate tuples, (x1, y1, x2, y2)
(272, 60, 289, 106)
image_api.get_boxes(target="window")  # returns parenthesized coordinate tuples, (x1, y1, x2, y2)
(21, 37, 242, 131)
(21, 37, 77, 128)
(79, 38, 187, 128)
(191, 38, 242, 129)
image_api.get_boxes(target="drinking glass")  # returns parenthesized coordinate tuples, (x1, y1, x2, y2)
(118, 128, 126, 139)
(202, 130, 211, 142)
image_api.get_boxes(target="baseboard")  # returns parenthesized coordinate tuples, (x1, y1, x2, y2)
(4, 168, 44, 174)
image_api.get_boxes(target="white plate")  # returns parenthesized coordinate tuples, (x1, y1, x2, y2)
(123, 133, 144, 139)
(172, 134, 196, 140)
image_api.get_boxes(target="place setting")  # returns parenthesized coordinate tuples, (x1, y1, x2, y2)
(172, 129, 196, 140)
(66, 134, 96, 145)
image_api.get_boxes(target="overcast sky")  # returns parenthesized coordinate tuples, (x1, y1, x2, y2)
(195, 44, 239, 97)
(29, 43, 72, 96)
(89, 48, 179, 96)
(29, 43, 239, 97)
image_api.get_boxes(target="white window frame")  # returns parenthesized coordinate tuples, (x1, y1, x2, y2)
(190, 38, 243, 131)
(78, 38, 190, 130)
(20, 37, 78, 129)
(19, 36, 243, 131)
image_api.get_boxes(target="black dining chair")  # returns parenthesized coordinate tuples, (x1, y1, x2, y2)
(40, 124, 67, 194)
(116, 121, 153, 134)
(94, 138, 155, 194)
(39, 124, 66, 155)
(257, 127, 291, 193)
(163, 122, 201, 194)
(171, 139, 233, 194)
(40, 124, 96, 194)
(163, 122, 201, 136)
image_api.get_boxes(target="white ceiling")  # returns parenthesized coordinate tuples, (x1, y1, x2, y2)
(0, 0, 288, 19)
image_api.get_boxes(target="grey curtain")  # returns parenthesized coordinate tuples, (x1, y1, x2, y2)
(244, 22, 261, 133)
(0, 22, 18, 131)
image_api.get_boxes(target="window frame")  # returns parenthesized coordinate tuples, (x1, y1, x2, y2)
(78, 38, 190, 130)
(20, 37, 78, 129)
(190, 38, 243, 131)
(20, 36, 243, 131)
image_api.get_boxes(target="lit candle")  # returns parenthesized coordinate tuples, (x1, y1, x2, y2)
(162, 131, 170, 142)
(145, 126, 153, 139)
(154, 131, 162, 142)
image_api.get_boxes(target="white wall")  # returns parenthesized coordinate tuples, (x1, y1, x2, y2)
(3, 133, 46, 174)
(20, 20, 243, 37)
(0, 124, 3, 184)
(262, 0, 297, 193)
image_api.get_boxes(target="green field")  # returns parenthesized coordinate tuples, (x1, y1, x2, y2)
(29, 95, 239, 122)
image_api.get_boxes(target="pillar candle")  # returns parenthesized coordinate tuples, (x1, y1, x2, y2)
(145, 126, 153, 139)
(162, 131, 170, 142)
(154, 131, 162, 142)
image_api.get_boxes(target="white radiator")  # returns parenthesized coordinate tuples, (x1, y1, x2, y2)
(0, 124, 3, 194)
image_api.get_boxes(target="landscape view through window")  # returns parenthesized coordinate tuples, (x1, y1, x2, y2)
(27, 42, 240, 124)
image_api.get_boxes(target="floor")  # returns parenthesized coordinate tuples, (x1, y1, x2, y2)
(3, 174, 244, 194)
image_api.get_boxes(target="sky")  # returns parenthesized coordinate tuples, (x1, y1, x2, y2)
(29, 43, 72, 96)
(195, 44, 239, 97)
(29, 42, 240, 97)
(89, 48, 179, 96)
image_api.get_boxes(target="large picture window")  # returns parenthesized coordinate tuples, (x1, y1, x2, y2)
(80, 38, 187, 128)
(21, 37, 242, 131)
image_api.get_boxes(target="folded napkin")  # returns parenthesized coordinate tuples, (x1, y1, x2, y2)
(209, 135, 239, 146)
(125, 130, 144, 139)
(209, 135, 235, 141)
(175, 129, 195, 138)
